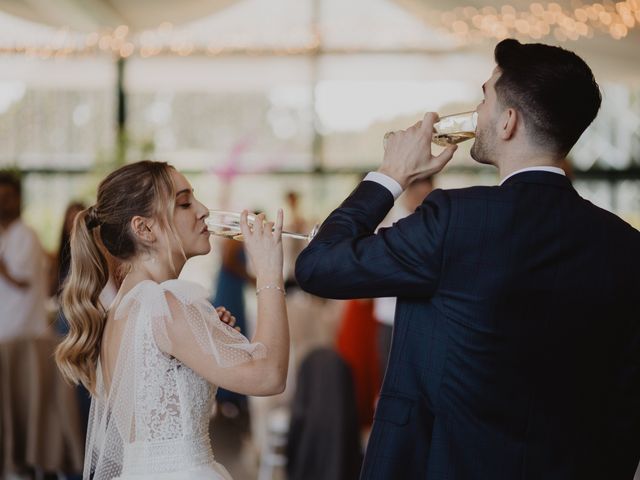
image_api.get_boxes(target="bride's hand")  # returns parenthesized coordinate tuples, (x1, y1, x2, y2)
(240, 209, 284, 282)
(215, 306, 240, 332)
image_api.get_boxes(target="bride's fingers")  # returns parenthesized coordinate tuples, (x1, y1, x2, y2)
(255, 213, 266, 235)
(240, 210, 250, 238)
(274, 208, 283, 238)
(265, 221, 275, 237)
(217, 309, 233, 324)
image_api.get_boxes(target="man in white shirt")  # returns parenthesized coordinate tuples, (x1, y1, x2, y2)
(0, 172, 48, 342)
(297, 39, 640, 479)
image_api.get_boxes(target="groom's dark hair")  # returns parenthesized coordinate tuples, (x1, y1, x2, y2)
(494, 39, 601, 156)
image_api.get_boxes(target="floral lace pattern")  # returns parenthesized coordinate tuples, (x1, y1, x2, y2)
(84, 280, 265, 480)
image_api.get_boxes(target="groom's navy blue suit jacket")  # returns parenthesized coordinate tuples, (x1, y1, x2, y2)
(295, 171, 640, 480)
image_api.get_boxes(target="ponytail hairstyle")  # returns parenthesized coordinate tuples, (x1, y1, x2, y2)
(55, 161, 178, 393)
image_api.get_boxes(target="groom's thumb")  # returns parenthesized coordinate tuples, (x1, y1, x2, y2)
(433, 144, 457, 169)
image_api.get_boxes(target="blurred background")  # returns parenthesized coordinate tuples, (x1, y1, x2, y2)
(0, 0, 638, 479)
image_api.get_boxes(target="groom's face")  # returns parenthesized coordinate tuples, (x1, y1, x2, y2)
(471, 67, 501, 166)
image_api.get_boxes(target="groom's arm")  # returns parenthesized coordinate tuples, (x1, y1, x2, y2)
(296, 112, 457, 300)
(295, 178, 451, 300)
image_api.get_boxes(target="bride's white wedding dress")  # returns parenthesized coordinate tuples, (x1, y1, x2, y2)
(85, 279, 266, 480)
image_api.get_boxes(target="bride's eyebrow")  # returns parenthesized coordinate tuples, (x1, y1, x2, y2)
(175, 188, 193, 197)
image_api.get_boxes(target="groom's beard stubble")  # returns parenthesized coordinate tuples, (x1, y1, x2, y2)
(470, 125, 497, 166)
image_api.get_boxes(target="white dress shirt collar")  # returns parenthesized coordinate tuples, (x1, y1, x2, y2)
(499, 166, 566, 186)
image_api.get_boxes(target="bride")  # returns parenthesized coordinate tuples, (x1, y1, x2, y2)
(55, 160, 289, 480)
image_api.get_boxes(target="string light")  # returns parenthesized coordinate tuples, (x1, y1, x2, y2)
(401, 0, 639, 44)
(0, 0, 637, 59)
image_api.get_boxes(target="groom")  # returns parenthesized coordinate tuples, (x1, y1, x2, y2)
(296, 39, 640, 479)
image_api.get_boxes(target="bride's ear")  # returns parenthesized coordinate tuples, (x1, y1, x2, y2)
(131, 216, 156, 243)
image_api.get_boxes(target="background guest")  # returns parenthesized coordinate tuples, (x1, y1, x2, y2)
(211, 234, 255, 422)
(336, 299, 380, 432)
(0, 171, 48, 342)
(283, 191, 307, 293)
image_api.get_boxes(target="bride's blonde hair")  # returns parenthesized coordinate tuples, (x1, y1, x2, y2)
(55, 160, 179, 393)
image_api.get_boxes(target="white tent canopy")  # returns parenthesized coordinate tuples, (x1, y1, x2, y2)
(0, 0, 637, 174)
(0, 0, 239, 32)
(0, 0, 637, 84)
(0, 0, 637, 249)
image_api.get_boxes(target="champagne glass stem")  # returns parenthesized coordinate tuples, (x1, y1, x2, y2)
(281, 231, 309, 241)
(207, 223, 309, 240)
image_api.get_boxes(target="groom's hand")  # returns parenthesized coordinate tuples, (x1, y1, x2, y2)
(378, 112, 457, 189)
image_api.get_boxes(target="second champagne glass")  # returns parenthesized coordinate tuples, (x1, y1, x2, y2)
(205, 210, 320, 242)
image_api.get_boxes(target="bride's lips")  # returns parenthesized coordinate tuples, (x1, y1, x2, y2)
(200, 225, 209, 234)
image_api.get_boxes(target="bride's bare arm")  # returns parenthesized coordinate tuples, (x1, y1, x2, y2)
(159, 210, 289, 396)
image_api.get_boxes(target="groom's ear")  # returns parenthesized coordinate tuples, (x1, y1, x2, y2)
(499, 108, 518, 141)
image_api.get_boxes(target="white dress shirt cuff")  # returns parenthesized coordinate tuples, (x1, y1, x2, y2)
(363, 172, 404, 200)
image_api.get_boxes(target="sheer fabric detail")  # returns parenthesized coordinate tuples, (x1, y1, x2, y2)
(84, 280, 266, 480)
(121, 434, 213, 475)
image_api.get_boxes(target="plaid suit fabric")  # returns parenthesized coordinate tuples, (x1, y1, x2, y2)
(296, 172, 640, 480)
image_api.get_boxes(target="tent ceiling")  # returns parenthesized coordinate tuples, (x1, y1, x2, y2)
(0, 0, 239, 32)
(395, 0, 640, 82)
(0, 0, 637, 82)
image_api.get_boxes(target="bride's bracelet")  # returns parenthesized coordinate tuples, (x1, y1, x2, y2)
(255, 284, 286, 296)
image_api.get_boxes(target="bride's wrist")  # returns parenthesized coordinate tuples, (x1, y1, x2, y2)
(256, 274, 283, 289)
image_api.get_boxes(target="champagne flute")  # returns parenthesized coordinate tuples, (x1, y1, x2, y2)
(206, 210, 320, 242)
(431, 110, 478, 147)
(384, 110, 477, 148)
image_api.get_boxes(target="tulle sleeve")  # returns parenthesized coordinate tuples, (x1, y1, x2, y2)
(82, 279, 267, 480)
(151, 279, 267, 367)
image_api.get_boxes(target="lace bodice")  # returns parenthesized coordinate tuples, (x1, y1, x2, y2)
(134, 298, 214, 442)
(85, 280, 266, 480)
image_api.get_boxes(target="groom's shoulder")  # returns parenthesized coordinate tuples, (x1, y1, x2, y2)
(436, 184, 502, 203)
(424, 186, 508, 221)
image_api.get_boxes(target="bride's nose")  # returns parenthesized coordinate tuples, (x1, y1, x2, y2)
(195, 200, 209, 219)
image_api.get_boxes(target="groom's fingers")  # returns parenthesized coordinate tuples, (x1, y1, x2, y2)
(421, 112, 439, 136)
(433, 144, 458, 168)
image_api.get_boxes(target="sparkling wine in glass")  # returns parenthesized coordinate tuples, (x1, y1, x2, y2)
(383, 111, 477, 149)
(205, 210, 320, 242)
(431, 111, 477, 147)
